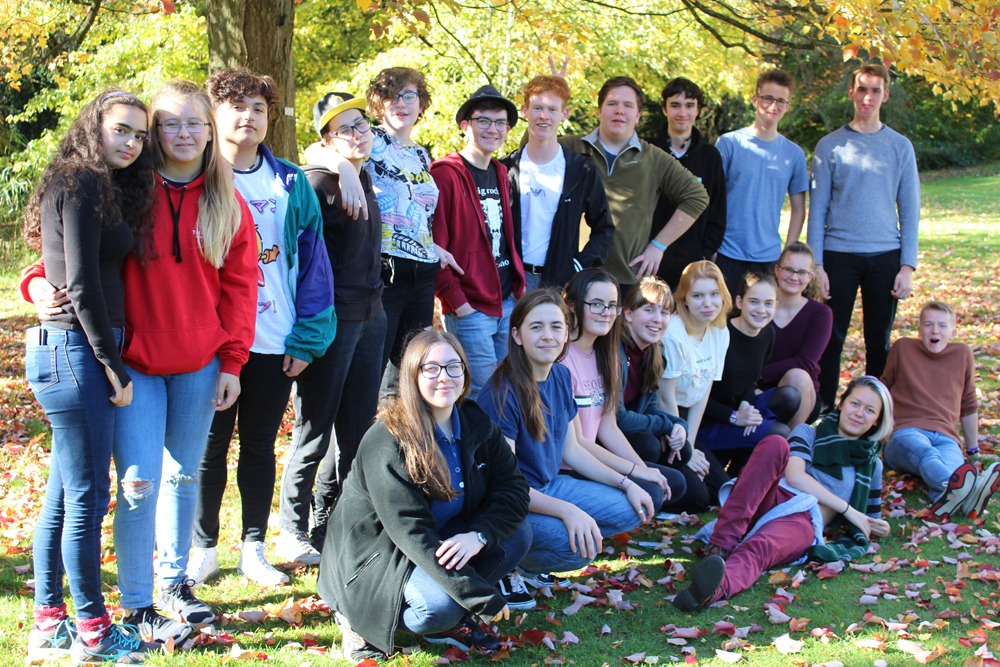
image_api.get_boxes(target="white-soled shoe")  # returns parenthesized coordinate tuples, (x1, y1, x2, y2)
(237, 541, 289, 585)
(186, 546, 220, 588)
(274, 530, 321, 566)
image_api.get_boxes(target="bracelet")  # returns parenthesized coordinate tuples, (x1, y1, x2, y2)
(622, 479, 633, 493)
(650, 239, 667, 252)
(966, 447, 979, 456)
(618, 476, 629, 491)
(629, 462, 637, 477)
(841, 501, 851, 515)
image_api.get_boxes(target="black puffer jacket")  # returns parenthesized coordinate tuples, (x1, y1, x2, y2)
(317, 401, 530, 655)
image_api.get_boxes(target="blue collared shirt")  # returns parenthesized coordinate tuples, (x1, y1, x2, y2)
(430, 409, 465, 530)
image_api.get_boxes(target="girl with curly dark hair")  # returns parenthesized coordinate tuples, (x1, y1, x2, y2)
(23, 90, 159, 664)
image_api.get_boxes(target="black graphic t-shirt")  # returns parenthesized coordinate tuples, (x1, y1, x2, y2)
(463, 157, 512, 299)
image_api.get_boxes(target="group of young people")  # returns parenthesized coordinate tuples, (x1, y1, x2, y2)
(21, 58, 994, 666)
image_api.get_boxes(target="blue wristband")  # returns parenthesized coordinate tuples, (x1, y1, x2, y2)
(650, 239, 667, 252)
(967, 447, 979, 456)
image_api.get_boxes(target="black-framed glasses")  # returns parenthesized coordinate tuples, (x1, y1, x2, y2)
(159, 120, 207, 135)
(419, 362, 466, 379)
(392, 91, 420, 104)
(583, 301, 623, 316)
(756, 95, 790, 109)
(333, 117, 372, 140)
(777, 265, 813, 279)
(467, 116, 510, 131)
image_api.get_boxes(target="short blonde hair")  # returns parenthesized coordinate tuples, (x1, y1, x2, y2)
(919, 299, 956, 326)
(674, 260, 731, 334)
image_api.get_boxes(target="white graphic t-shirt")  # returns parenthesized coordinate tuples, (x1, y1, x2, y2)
(518, 148, 565, 266)
(234, 158, 295, 355)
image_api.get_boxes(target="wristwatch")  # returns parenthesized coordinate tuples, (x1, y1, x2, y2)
(729, 410, 739, 425)
(476, 531, 488, 547)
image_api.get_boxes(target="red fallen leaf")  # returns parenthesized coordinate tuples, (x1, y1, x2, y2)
(684, 656, 699, 664)
(713, 621, 736, 636)
(546, 612, 563, 627)
(612, 533, 632, 546)
(810, 627, 838, 638)
(355, 660, 380, 667)
(520, 629, 556, 647)
(670, 626, 708, 639)
(967, 628, 989, 644)
(789, 617, 810, 631)
(442, 646, 470, 661)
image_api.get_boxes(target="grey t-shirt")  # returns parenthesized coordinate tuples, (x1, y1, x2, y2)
(716, 127, 808, 262)
(787, 423, 883, 518)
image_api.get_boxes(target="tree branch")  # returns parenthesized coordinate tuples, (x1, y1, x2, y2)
(48, 0, 103, 59)
(427, 0, 493, 84)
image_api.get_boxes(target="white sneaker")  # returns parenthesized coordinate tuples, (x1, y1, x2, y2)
(274, 530, 322, 566)
(237, 541, 290, 585)
(186, 546, 220, 588)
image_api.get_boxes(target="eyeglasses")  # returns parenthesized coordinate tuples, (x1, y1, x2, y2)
(467, 116, 510, 131)
(419, 362, 467, 379)
(333, 117, 372, 140)
(777, 265, 813, 279)
(756, 95, 790, 109)
(392, 91, 420, 104)
(583, 301, 623, 316)
(159, 120, 207, 135)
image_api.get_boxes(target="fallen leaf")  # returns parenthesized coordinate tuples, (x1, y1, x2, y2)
(563, 593, 596, 616)
(623, 652, 647, 664)
(714, 649, 744, 663)
(772, 633, 804, 654)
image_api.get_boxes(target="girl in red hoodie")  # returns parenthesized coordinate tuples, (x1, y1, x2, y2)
(23, 80, 257, 644)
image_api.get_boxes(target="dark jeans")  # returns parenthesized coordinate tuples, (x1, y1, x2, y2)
(619, 431, 690, 510)
(715, 254, 775, 300)
(195, 352, 294, 546)
(278, 312, 387, 539)
(27, 326, 123, 619)
(379, 258, 437, 403)
(400, 519, 531, 633)
(817, 249, 900, 408)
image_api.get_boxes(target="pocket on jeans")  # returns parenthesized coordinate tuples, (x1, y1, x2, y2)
(25, 341, 59, 393)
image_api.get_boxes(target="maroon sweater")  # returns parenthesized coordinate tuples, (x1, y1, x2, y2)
(759, 298, 832, 393)
(881, 337, 978, 444)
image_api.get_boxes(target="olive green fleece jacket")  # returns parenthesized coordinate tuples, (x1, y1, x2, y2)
(557, 129, 709, 286)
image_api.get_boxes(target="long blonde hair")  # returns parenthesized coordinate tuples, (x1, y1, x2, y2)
(150, 80, 241, 268)
(674, 260, 731, 334)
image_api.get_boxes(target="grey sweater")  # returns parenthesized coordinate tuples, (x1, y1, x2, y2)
(807, 124, 920, 268)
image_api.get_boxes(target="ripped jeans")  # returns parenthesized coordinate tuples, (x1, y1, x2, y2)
(113, 358, 219, 610)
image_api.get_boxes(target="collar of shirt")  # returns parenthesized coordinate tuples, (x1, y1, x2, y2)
(432, 408, 462, 448)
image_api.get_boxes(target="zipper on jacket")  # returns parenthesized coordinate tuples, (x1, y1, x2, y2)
(344, 552, 380, 589)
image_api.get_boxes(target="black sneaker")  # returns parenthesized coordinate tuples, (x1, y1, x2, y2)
(673, 555, 725, 612)
(497, 571, 536, 610)
(122, 606, 191, 644)
(517, 570, 570, 589)
(423, 614, 500, 652)
(335, 611, 387, 663)
(27, 619, 76, 661)
(70, 623, 158, 665)
(157, 580, 217, 625)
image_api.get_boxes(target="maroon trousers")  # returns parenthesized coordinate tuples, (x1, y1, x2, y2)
(708, 435, 815, 601)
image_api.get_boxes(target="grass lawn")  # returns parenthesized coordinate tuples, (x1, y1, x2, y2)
(1, 165, 998, 667)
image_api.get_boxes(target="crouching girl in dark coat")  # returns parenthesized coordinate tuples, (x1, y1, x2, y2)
(317, 330, 531, 662)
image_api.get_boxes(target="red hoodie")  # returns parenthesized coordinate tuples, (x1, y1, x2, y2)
(429, 151, 525, 317)
(21, 174, 258, 377)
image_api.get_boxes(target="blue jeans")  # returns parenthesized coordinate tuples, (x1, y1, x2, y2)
(27, 326, 122, 620)
(400, 520, 531, 634)
(113, 359, 220, 607)
(884, 427, 965, 499)
(519, 474, 642, 576)
(523, 272, 543, 292)
(443, 296, 515, 401)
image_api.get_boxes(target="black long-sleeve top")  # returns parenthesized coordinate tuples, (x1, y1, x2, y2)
(40, 171, 132, 386)
(704, 320, 774, 424)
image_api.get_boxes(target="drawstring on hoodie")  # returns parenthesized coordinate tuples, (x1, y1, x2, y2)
(162, 181, 187, 263)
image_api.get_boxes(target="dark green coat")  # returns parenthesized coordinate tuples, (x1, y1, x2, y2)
(317, 401, 530, 654)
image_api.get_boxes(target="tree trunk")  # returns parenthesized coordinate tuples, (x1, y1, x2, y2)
(206, 0, 298, 163)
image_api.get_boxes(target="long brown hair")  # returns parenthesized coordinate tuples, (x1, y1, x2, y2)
(382, 329, 470, 501)
(622, 277, 673, 395)
(563, 268, 622, 415)
(23, 91, 156, 259)
(774, 242, 826, 303)
(487, 288, 570, 442)
(674, 260, 732, 333)
(150, 80, 241, 268)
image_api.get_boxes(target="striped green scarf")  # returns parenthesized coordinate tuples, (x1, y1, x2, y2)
(805, 411, 881, 563)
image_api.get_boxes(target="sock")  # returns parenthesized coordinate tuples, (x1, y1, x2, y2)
(76, 614, 112, 647)
(33, 604, 68, 632)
